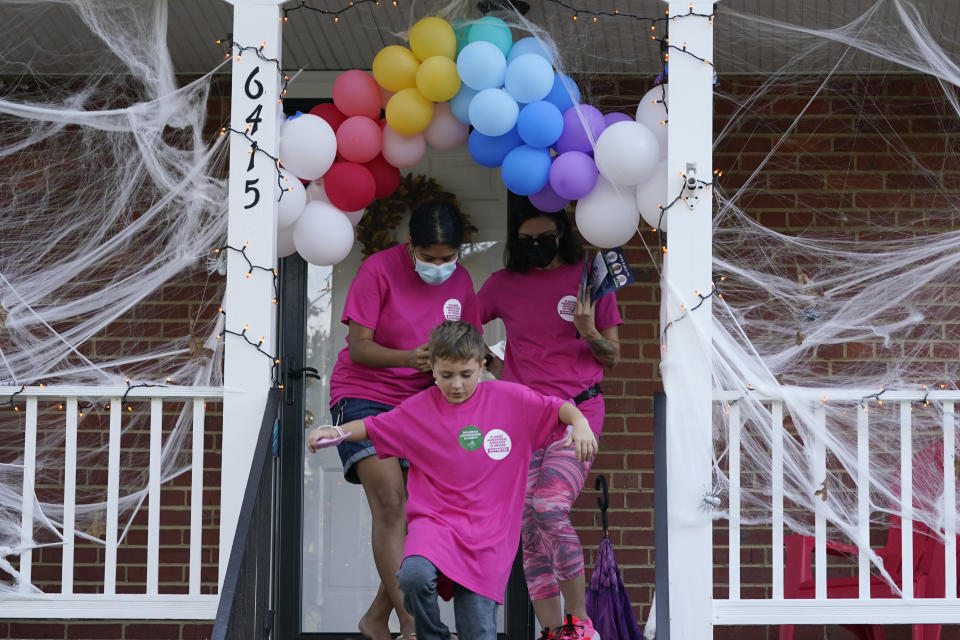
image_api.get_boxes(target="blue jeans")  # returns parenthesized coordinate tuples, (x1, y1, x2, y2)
(397, 555, 498, 640)
(332, 397, 409, 484)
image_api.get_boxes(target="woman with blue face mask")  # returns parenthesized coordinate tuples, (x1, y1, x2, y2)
(326, 200, 480, 640)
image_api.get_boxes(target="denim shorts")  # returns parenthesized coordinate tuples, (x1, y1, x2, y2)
(333, 397, 410, 485)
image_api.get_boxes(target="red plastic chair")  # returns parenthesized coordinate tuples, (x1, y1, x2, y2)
(780, 441, 956, 640)
(780, 515, 945, 640)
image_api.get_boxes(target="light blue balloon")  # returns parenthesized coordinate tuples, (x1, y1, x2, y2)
(517, 101, 563, 148)
(469, 88, 519, 137)
(544, 73, 581, 113)
(507, 36, 555, 65)
(466, 16, 513, 57)
(501, 145, 552, 195)
(504, 53, 555, 104)
(457, 41, 507, 91)
(450, 85, 479, 125)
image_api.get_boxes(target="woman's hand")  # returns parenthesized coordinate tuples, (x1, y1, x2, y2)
(562, 419, 598, 463)
(306, 426, 344, 454)
(406, 344, 431, 372)
(573, 286, 598, 339)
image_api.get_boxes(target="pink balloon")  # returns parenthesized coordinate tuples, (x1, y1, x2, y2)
(382, 125, 426, 168)
(424, 102, 469, 150)
(333, 70, 382, 119)
(336, 116, 383, 164)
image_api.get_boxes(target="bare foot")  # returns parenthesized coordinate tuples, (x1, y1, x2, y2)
(398, 617, 416, 639)
(358, 614, 393, 640)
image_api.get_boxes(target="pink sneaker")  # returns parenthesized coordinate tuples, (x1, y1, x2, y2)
(556, 614, 600, 640)
(538, 628, 556, 640)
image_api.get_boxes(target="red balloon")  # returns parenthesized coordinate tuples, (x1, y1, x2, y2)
(364, 154, 401, 199)
(309, 103, 347, 133)
(333, 70, 382, 120)
(336, 116, 383, 164)
(324, 162, 377, 212)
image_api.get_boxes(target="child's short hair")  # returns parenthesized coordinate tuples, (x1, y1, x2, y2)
(428, 321, 485, 363)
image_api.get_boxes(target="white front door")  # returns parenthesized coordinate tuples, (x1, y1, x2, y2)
(301, 145, 509, 634)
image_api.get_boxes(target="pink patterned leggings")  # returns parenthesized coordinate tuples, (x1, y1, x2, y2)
(521, 397, 602, 601)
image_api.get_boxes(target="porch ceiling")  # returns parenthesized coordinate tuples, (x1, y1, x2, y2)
(0, 0, 956, 78)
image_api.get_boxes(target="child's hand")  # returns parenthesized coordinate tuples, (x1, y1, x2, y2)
(306, 426, 347, 454)
(563, 420, 598, 462)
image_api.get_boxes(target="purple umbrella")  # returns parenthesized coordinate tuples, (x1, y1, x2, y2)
(586, 475, 643, 640)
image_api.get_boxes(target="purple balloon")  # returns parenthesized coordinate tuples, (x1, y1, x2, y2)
(555, 105, 606, 155)
(549, 151, 599, 200)
(529, 181, 570, 212)
(603, 112, 632, 127)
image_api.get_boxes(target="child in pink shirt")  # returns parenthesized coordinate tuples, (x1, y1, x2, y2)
(308, 321, 597, 640)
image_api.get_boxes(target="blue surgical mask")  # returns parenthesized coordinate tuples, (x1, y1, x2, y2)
(414, 255, 457, 285)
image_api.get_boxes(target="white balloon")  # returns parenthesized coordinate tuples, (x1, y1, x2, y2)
(382, 125, 426, 168)
(344, 209, 366, 226)
(594, 121, 660, 187)
(635, 84, 669, 158)
(277, 168, 307, 229)
(293, 201, 356, 266)
(575, 177, 640, 248)
(279, 114, 337, 180)
(424, 102, 469, 150)
(635, 161, 671, 231)
(277, 222, 298, 258)
(305, 178, 327, 202)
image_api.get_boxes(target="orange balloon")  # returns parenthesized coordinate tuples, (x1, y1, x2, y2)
(385, 88, 434, 136)
(372, 45, 420, 93)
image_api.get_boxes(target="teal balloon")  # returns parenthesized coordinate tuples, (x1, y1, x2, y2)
(450, 85, 479, 125)
(453, 18, 470, 55)
(466, 16, 513, 57)
(507, 36, 555, 65)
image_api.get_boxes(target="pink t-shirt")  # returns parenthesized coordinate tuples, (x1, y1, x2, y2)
(365, 381, 564, 603)
(476, 261, 622, 407)
(329, 243, 480, 407)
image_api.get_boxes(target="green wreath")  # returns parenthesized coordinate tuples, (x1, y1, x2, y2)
(357, 173, 478, 258)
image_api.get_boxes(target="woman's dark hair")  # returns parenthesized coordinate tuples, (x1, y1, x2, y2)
(504, 199, 584, 272)
(408, 200, 464, 249)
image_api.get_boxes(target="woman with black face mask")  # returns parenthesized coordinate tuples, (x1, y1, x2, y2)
(327, 200, 480, 640)
(476, 200, 621, 640)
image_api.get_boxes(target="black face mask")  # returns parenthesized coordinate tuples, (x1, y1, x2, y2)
(517, 235, 559, 269)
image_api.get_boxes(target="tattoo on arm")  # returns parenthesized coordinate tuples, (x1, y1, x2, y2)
(586, 335, 619, 367)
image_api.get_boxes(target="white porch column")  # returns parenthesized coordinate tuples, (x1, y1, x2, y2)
(660, 2, 715, 638)
(220, 0, 283, 589)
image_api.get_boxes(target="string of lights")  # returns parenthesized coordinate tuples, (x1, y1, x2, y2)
(213, 243, 280, 303)
(218, 126, 293, 205)
(215, 307, 281, 384)
(218, 38, 291, 102)
(283, 0, 400, 23)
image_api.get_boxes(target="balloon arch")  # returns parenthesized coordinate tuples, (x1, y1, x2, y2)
(275, 15, 670, 266)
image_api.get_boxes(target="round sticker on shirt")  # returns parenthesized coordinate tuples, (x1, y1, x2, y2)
(443, 298, 463, 321)
(459, 425, 483, 451)
(557, 295, 577, 322)
(483, 428, 512, 461)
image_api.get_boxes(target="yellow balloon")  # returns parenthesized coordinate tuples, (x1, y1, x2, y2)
(372, 45, 420, 93)
(410, 16, 457, 61)
(385, 88, 435, 135)
(415, 56, 461, 103)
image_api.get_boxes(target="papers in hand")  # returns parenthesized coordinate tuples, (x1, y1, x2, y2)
(580, 246, 635, 302)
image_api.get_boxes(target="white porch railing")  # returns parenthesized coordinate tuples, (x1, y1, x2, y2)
(1, 385, 224, 619)
(713, 389, 960, 627)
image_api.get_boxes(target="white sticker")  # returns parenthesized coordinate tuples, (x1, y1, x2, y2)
(557, 295, 577, 322)
(443, 298, 463, 321)
(483, 428, 512, 461)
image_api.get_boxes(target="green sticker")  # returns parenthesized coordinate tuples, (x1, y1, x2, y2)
(459, 425, 483, 451)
